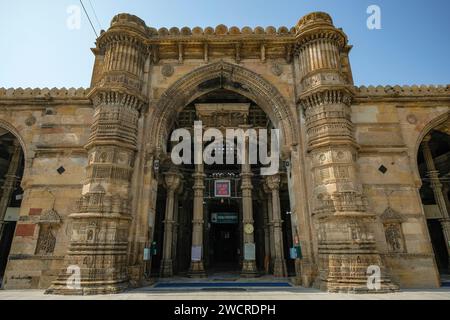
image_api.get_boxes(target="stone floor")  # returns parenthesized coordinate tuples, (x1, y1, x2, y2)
(1, 287, 450, 300)
(2, 273, 450, 300)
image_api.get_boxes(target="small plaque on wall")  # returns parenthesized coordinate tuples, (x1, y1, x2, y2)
(244, 243, 256, 260)
(191, 246, 202, 261)
(143, 248, 151, 261)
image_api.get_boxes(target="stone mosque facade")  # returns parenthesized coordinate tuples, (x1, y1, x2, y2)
(0, 12, 449, 294)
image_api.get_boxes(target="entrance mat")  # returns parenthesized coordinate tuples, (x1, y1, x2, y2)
(154, 282, 293, 288)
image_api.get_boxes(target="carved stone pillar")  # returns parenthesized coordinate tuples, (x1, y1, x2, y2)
(422, 135, 450, 219)
(172, 191, 181, 274)
(0, 141, 22, 242)
(442, 184, 450, 218)
(188, 164, 206, 277)
(265, 174, 287, 277)
(440, 218, 450, 270)
(422, 135, 450, 269)
(295, 12, 396, 292)
(47, 14, 149, 295)
(160, 170, 182, 277)
(263, 184, 276, 273)
(260, 191, 271, 274)
(241, 135, 257, 276)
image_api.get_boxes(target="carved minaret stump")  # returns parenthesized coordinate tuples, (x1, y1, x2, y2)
(47, 14, 149, 295)
(295, 12, 397, 293)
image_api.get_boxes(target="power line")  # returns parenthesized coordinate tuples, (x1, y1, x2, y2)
(79, 0, 98, 38)
(87, 0, 102, 31)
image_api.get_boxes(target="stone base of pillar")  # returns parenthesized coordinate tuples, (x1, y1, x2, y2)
(128, 264, 144, 287)
(273, 258, 287, 277)
(46, 217, 132, 295)
(297, 261, 318, 288)
(317, 253, 399, 293)
(46, 283, 128, 295)
(160, 259, 173, 278)
(188, 261, 207, 278)
(241, 260, 258, 277)
(45, 272, 129, 296)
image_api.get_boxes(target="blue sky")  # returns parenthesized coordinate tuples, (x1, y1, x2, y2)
(0, 0, 449, 88)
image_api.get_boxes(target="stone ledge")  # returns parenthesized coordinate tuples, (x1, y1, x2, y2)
(354, 85, 450, 97)
(0, 87, 90, 99)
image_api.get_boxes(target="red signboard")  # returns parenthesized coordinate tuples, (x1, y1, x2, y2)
(214, 180, 231, 198)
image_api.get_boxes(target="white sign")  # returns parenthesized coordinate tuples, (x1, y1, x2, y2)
(143, 248, 151, 261)
(4, 207, 20, 222)
(244, 243, 256, 260)
(191, 246, 202, 261)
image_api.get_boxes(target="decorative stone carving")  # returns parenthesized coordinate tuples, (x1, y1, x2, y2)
(407, 114, 418, 124)
(381, 208, 405, 254)
(195, 103, 250, 128)
(271, 63, 283, 76)
(385, 224, 405, 253)
(25, 115, 36, 126)
(39, 209, 62, 225)
(35, 225, 56, 255)
(161, 64, 174, 77)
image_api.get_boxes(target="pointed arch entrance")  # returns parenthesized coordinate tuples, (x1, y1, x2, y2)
(145, 62, 300, 279)
(148, 61, 299, 155)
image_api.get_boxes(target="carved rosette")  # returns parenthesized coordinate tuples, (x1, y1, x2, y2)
(295, 12, 396, 293)
(47, 14, 149, 295)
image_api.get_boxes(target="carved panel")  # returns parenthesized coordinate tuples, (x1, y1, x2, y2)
(35, 225, 56, 255)
(384, 223, 405, 253)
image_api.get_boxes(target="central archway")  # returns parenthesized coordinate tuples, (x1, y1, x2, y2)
(148, 61, 299, 154)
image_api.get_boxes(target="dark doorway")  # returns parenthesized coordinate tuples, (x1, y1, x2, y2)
(427, 219, 449, 273)
(0, 133, 25, 286)
(210, 222, 239, 271)
(0, 222, 16, 281)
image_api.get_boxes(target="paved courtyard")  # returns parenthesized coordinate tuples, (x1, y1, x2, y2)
(1, 287, 450, 300)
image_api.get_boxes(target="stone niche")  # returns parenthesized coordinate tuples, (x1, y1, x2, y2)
(381, 207, 406, 254)
(35, 209, 62, 256)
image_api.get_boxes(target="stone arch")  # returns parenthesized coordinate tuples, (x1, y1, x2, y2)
(0, 119, 30, 186)
(148, 61, 299, 155)
(412, 110, 450, 182)
(0, 119, 28, 160)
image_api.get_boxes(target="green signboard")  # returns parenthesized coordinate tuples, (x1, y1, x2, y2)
(211, 212, 238, 224)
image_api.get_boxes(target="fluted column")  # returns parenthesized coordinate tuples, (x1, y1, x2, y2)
(0, 141, 22, 242)
(265, 174, 287, 277)
(422, 135, 449, 219)
(295, 12, 396, 292)
(160, 170, 182, 277)
(241, 134, 257, 276)
(188, 164, 206, 277)
(422, 135, 450, 270)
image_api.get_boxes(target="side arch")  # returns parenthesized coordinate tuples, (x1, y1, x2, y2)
(0, 119, 28, 161)
(0, 119, 31, 188)
(411, 110, 450, 183)
(148, 61, 299, 154)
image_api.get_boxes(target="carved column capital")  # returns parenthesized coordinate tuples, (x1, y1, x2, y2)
(163, 170, 182, 192)
(265, 174, 281, 191)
